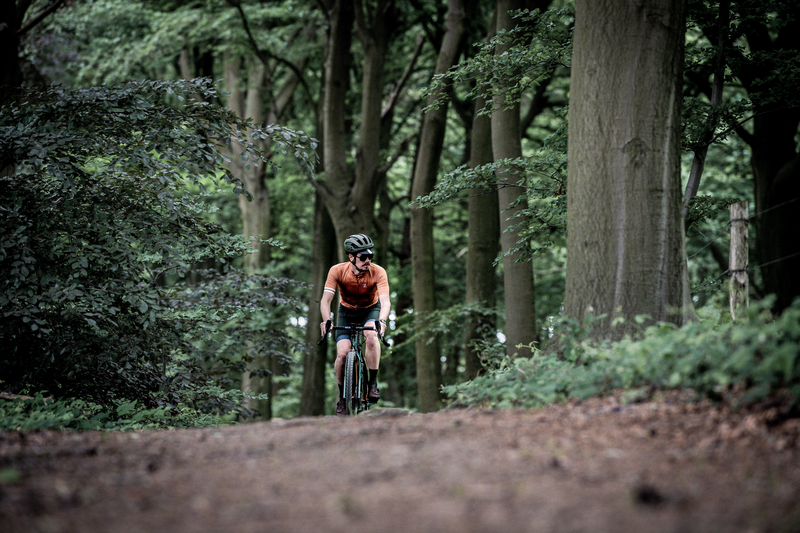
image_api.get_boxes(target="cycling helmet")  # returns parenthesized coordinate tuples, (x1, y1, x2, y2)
(344, 234, 374, 255)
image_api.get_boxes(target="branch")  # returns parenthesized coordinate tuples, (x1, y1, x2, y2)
(305, 172, 330, 198)
(382, 33, 425, 120)
(378, 133, 416, 175)
(230, 0, 314, 104)
(17, 0, 66, 36)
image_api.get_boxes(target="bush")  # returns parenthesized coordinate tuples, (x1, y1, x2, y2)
(0, 391, 239, 431)
(444, 298, 800, 411)
(0, 79, 316, 414)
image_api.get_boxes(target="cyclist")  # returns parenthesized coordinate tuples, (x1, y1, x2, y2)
(319, 234, 391, 417)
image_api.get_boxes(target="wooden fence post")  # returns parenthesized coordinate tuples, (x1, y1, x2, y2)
(729, 201, 749, 321)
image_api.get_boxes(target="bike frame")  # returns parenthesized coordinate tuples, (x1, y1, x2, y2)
(319, 316, 388, 416)
(336, 324, 372, 415)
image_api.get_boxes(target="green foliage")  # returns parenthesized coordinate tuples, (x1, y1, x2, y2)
(444, 299, 800, 411)
(683, 0, 800, 152)
(28, 0, 321, 87)
(0, 389, 252, 431)
(0, 79, 316, 414)
(415, 116, 567, 265)
(172, 267, 307, 417)
(425, 7, 573, 113)
(685, 194, 741, 229)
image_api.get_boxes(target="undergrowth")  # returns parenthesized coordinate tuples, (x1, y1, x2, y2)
(0, 386, 267, 431)
(444, 298, 800, 411)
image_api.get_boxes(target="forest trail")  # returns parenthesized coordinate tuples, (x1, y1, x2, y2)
(2, 393, 799, 533)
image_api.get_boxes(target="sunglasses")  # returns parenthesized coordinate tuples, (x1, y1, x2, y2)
(356, 253, 373, 261)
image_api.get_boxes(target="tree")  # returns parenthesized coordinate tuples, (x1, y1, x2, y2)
(413, 4, 571, 378)
(311, 0, 399, 248)
(1, 0, 67, 94)
(299, 192, 335, 416)
(491, 0, 543, 356)
(410, 0, 473, 412)
(727, 1, 800, 313)
(463, 93, 499, 378)
(564, 0, 695, 340)
(218, 8, 317, 419)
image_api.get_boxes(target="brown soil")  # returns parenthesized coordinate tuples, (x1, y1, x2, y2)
(2, 393, 800, 533)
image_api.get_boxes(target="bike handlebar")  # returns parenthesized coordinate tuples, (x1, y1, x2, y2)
(318, 323, 390, 347)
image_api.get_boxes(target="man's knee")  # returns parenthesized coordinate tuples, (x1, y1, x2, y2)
(336, 341, 351, 359)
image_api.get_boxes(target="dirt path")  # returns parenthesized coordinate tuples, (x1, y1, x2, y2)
(2, 394, 800, 533)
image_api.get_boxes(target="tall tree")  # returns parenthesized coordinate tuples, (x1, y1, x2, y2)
(300, 192, 336, 415)
(729, 1, 800, 313)
(410, 0, 472, 412)
(312, 0, 398, 249)
(491, 0, 542, 356)
(464, 92, 499, 378)
(565, 0, 695, 340)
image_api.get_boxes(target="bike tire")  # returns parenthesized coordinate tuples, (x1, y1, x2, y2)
(343, 350, 357, 416)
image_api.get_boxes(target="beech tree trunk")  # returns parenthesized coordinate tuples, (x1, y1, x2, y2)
(729, 202, 749, 321)
(565, 0, 695, 340)
(492, 0, 539, 357)
(410, 0, 470, 412)
(221, 52, 271, 419)
(464, 93, 499, 378)
(314, 0, 398, 250)
(300, 192, 336, 415)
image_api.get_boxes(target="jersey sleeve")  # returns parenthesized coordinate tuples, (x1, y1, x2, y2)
(375, 265, 390, 296)
(323, 266, 339, 298)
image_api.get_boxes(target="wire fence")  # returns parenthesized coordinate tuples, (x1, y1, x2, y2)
(687, 195, 800, 279)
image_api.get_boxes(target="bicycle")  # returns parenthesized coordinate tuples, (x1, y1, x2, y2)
(319, 315, 389, 416)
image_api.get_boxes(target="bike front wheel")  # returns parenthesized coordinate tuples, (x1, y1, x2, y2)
(343, 350, 358, 416)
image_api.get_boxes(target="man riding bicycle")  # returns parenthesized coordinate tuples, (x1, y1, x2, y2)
(319, 234, 391, 417)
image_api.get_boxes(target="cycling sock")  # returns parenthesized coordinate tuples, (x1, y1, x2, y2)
(368, 368, 378, 385)
(338, 384, 343, 398)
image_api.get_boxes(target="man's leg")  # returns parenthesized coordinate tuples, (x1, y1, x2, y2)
(334, 338, 351, 416)
(364, 321, 381, 402)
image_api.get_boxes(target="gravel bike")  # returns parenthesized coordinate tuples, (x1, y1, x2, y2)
(319, 316, 389, 416)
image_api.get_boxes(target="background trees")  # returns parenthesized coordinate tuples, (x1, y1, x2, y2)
(3, 0, 799, 422)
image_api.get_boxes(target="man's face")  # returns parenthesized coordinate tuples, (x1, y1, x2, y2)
(352, 252, 373, 269)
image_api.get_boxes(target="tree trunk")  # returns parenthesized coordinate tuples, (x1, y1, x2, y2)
(353, 0, 396, 231)
(682, 0, 729, 218)
(464, 93, 499, 378)
(222, 52, 273, 419)
(492, 0, 539, 356)
(410, 0, 470, 412)
(239, 62, 272, 272)
(316, 0, 361, 249)
(0, 0, 23, 94)
(565, 0, 695, 340)
(313, 0, 401, 251)
(300, 192, 336, 415)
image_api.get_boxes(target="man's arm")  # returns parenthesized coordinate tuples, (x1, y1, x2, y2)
(378, 293, 391, 336)
(320, 291, 334, 337)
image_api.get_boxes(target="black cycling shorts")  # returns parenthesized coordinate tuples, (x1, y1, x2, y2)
(336, 302, 381, 342)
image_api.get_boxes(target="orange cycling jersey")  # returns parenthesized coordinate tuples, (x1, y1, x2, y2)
(324, 262, 390, 310)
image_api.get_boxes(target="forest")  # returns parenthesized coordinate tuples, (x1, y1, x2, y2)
(1, 0, 799, 428)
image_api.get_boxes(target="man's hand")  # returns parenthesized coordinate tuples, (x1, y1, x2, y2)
(320, 319, 332, 338)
